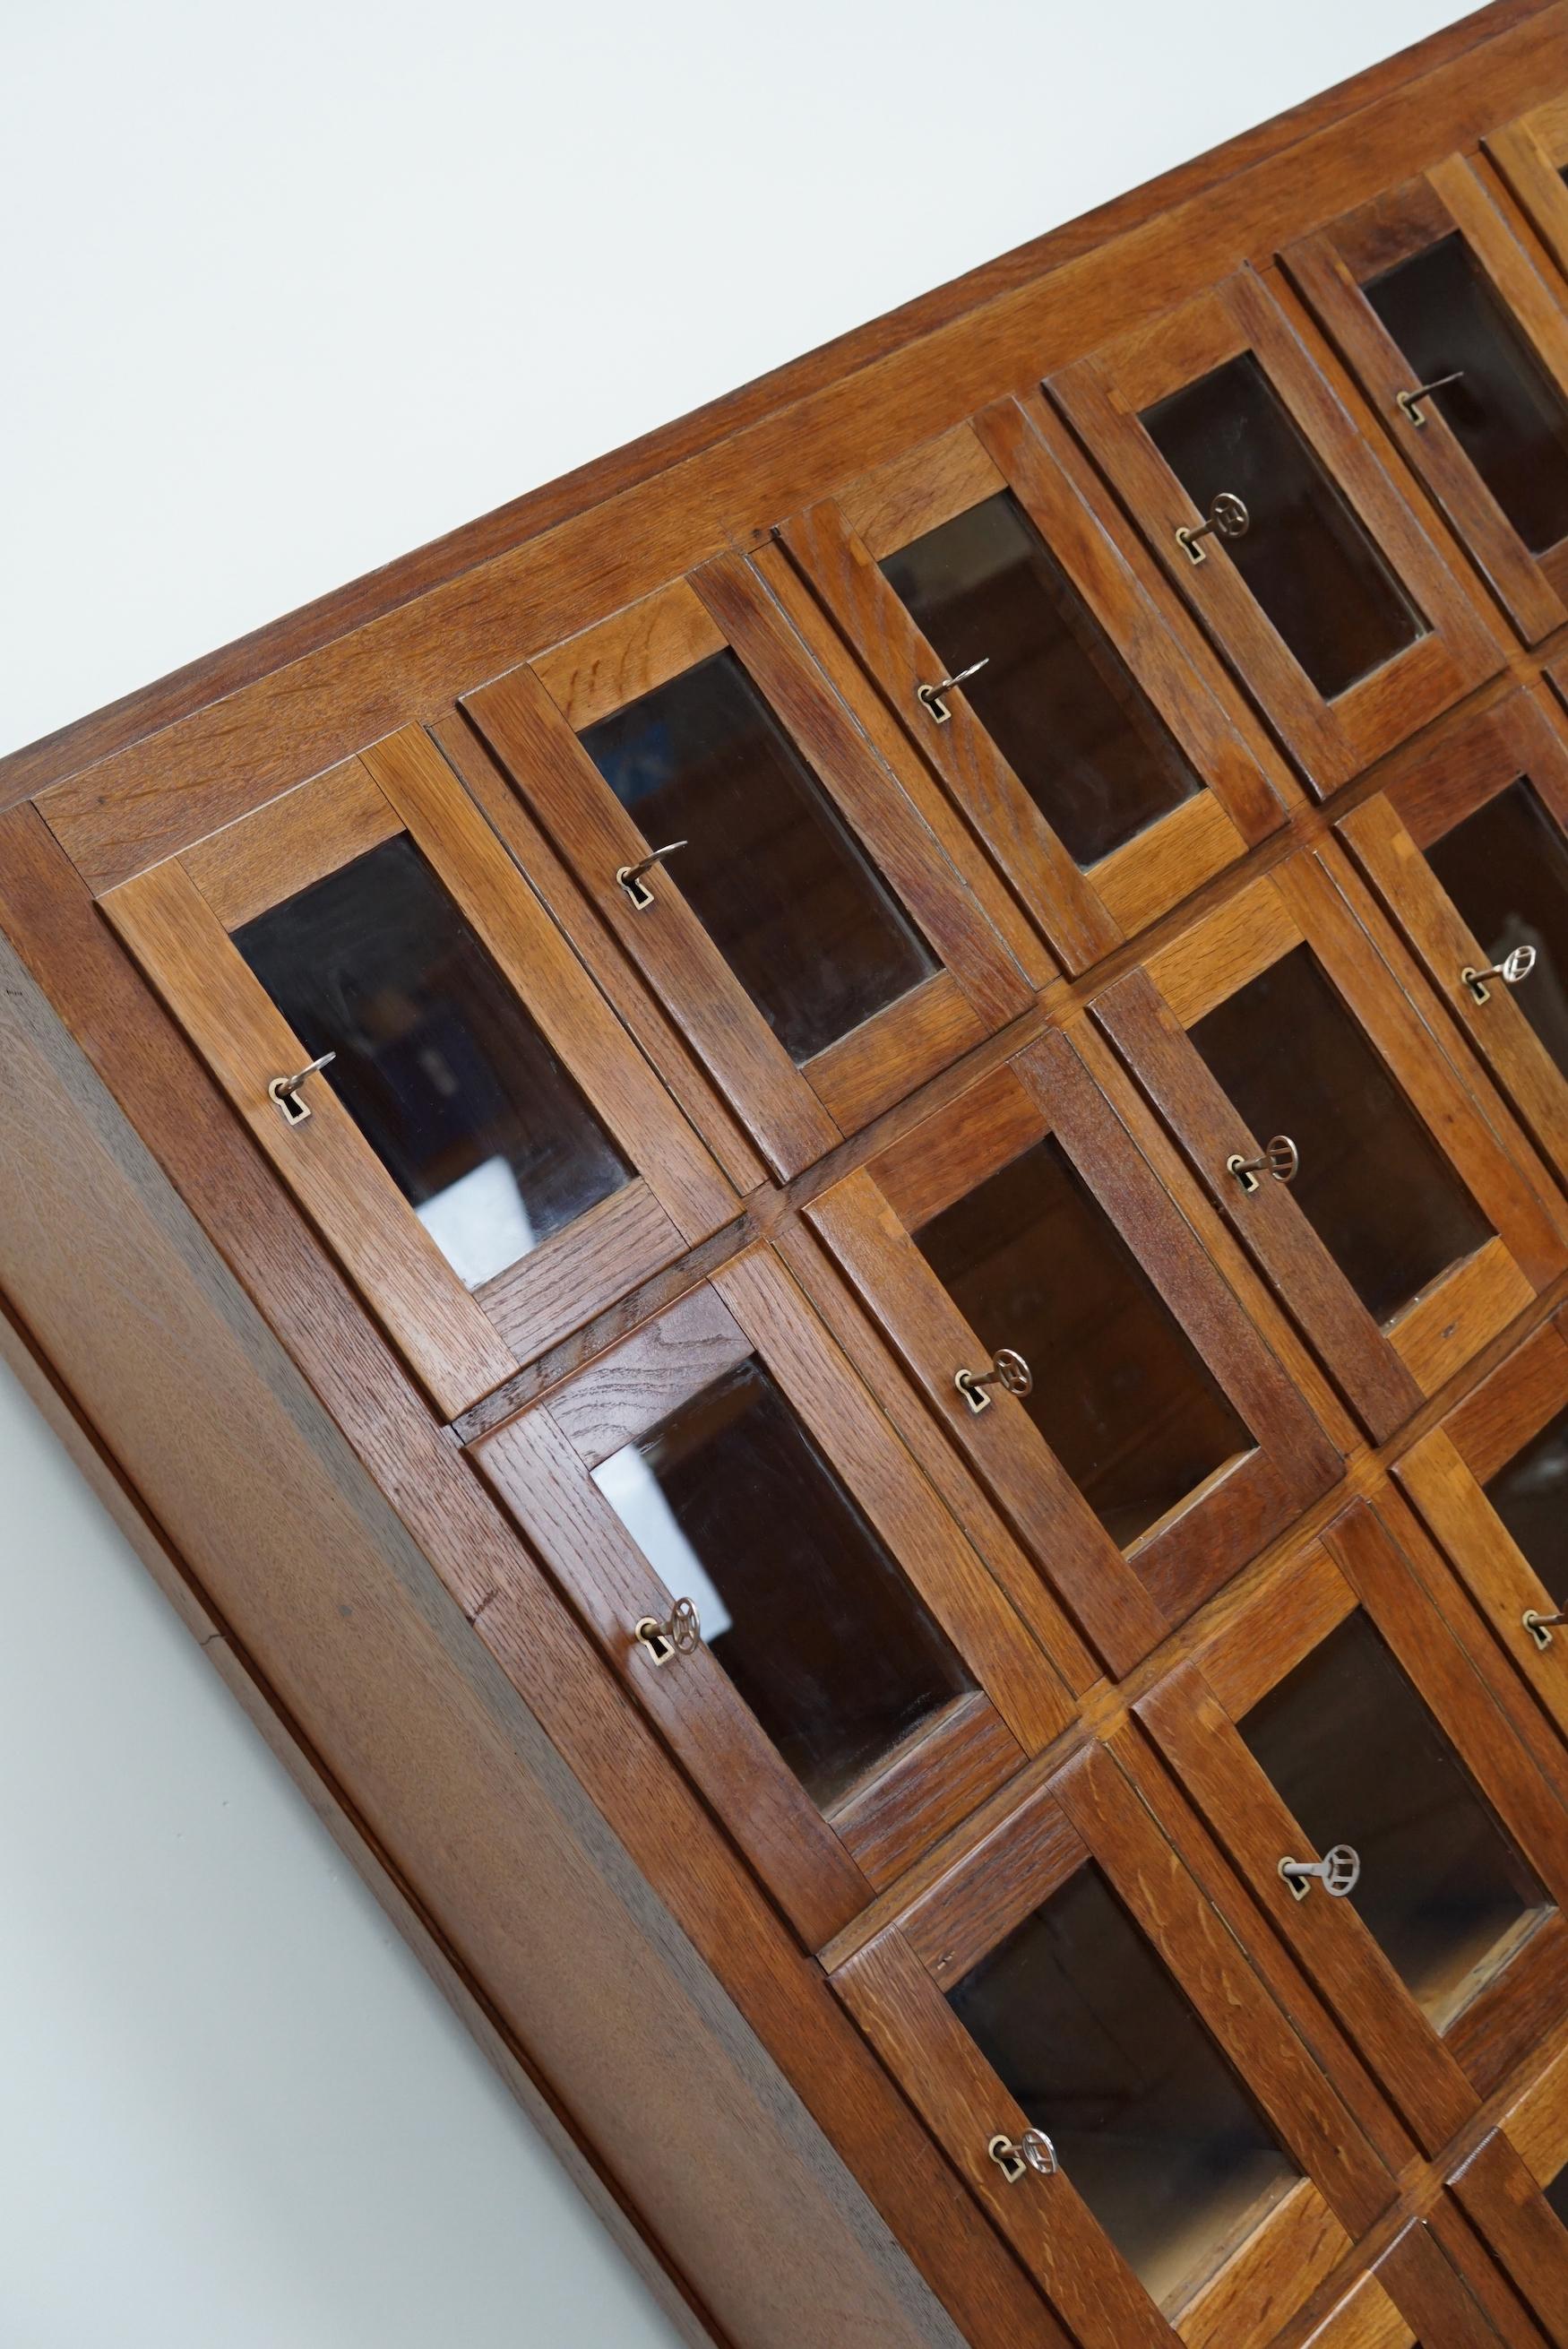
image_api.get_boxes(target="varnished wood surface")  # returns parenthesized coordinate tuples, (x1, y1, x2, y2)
(13, 13, 1568, 2344)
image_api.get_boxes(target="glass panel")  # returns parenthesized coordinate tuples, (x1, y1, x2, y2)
(1190, 945, 1492, 1325)
(1484, 1401, 1568, 1609)
(1364, 233, 1568, 557)
(235, 835, 631, 1289)
(949, 1865, 1297, 2314)
(581, 650, 935, 1066)
(915, 1136, 1252, 1548)
(879, 491, 1202, 868)
(1142, 352, 1426, 700)
(1240, 1612, 1549, 2033)
(1425, 779, 1568, 1080)
(591, 1358, 970, 1810)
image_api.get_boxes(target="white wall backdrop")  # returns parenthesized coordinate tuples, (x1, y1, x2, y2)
(1, 4, 1460, 2342)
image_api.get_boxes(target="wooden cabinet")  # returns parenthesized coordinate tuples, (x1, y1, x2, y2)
(461, 547, 1033, 1176)
(1095, 850, 1568, 1435)
(11, 17, 1568, 2347)
(1050, 268, 1502, 794)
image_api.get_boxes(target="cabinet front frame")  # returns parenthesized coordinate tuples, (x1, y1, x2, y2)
(100, 725, 737, 1418)
(1339, 688, 1568, 1183)
(801, 1018, 1340, 1680)
(1487, 95, 1568, 289)
(779, 391, 1288, 974)
(462, 547, 1034, 1179)
(1284, 157, 1568, 643)
(474, 1245, 1074, 1947)
(1394, 1309, 1568, 1752)
(1444, 2025, 1568, 2346)
(1094, 851, 1568, 1434)
(1137, 1498, 1568, 2147)
(833, 1735, 1389, 2349)
(1048, 266, 1501, 795)
(1291, 2217, 1529, 2349)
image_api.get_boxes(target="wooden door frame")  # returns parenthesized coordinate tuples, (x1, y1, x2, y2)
(463, 548, 1035, 1177)
(1283, 154, 1568, 642)
(101, 725, 737, 1416)
(1048, 265, 1502, 795)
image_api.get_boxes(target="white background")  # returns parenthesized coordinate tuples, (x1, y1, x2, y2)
(1, 4, 1459, 2341)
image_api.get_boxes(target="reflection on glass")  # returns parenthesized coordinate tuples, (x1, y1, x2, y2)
(1142, 352, 1426, 700)
(949, 1865, 1296, 2313)
(1425, 779, 1568, 1081)
(235, 836, 631, 1288)
(582, 651, 935, 1065)
(591, 1359, 969, 1809)
(1365, 234, 1568, 556)
(1241, 1612, 1549, 2032)
(1190, 946, 1492, 1325)
(915, 1136, 1251, 1548)
(879, 492, 1201, 868)
(1485, 1401, 1568, 1609)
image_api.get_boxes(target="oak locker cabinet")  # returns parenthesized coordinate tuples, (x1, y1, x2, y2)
(9, 10, 1568, 2345)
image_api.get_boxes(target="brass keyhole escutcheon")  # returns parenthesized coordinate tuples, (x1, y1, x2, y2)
(633, 1597, 702, 1667)
(1176, 491, 1249, 565)
(1228, 1135, 1298, 1195)
(955, 1348, 1033, 1415)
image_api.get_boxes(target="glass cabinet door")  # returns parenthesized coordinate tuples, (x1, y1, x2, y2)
(1240, 1613, 1547, 2040)
(833, 1739, 1390, 2349)
(802, 1022, 1339, 1680)
(1095, 854, 1568, 1437)
(948, 1864, 1297, 2310)
(475, 1247, 1073, 1946)
(1396, 1311, 1568, 1755)
(102, 726, 737, 1417)
(780, 395, 1287, 973)
(1340, 691, 1568, 1183)
(463, 547, 1033, 1178)
(1139, 1500, 1568, 2140)
(1286, 158, 1568, 643)
(1049, 268, 1500, 794)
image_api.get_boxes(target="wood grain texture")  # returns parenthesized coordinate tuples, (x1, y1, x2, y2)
(13, 19, 1568, 2339)
(0, 803, 1055, 2349)
(1489, 92, 1568, 281)
(1283, 160, 1568, 644)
